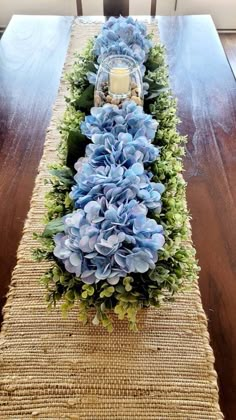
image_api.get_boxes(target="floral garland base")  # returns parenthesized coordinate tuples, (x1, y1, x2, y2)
(34, 17, 199, 331)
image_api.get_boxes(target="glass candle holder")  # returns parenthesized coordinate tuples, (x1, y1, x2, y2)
(94, 55, 143, 108)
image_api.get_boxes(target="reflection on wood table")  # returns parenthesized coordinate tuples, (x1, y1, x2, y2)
(220, 33, 236, 79)
(0, 15, 73, 317)
(158, 15, 236, 420)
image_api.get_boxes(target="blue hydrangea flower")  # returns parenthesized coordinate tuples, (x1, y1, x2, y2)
(94, 16, 152, 67)
(87, 16, 152, 84)
(86, 132, 159, 168)
(70, 160, 163, 212)
(53, 198, 165, 285)
(71, 101, 164, 212)
(80, 101, 158, 141)
(87, 71, 97, 84)
(53, 100, 165, 285)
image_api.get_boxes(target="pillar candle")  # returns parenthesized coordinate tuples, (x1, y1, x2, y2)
(109, 67, 130, 95)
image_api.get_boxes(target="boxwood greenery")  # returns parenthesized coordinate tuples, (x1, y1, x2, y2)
(33, 37, 199, 332)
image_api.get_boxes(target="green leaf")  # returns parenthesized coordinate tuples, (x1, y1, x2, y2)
(145, 58, 161, 72)
(123, 276, 134, 292)
(42, 217, 64, 238)
(64, 192, 73, 209)
(75, 84, 94, 113)
(49, 168, 74, 186)
(146, 88, 168, 100)
(115, 284, 126, 294)
(66, 130, 88, 169)
(82, 284, 94, 296)
(85, 61, 97, 73)
(100, 286, 115, 298)
(81, 291, 88, 299)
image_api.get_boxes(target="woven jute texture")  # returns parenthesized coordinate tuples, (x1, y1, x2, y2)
(0, 20, 223, 419)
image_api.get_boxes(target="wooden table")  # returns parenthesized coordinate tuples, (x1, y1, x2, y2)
(0, 14, 235, 419)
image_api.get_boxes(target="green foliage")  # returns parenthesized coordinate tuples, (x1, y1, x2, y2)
(35, 37, 200, 332)
(66, 130, 88, 169)
(42, 164, 74, 221)
(42, 217, 65, 238)
(59, 107, 84, 142)
(65, 38, 96, 108)
(73, 84, 94, 114)
(99, 286, 115, 298)
(49, 167, 74, 186)
(32, 234, 54, 262)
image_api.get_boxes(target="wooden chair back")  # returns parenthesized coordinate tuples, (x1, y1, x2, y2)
(76, 0, 157, 17)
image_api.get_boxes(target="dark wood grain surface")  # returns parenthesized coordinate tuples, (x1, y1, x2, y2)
(158, 15, 236, 420)
(220, 33, 236, 79)
(0, 15, 73, 319)
(0, 14, 235, 419)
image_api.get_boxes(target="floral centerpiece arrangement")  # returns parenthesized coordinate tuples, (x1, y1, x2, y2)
(34, 17, 199, 331)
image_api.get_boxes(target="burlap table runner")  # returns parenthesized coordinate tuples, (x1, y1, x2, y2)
(0, 20, 223, 419)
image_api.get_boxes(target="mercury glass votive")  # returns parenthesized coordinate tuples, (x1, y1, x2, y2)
(94, 55, 143, 107)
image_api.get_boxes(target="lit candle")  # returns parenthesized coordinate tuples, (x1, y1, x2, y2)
(109, 67, 130, 96)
